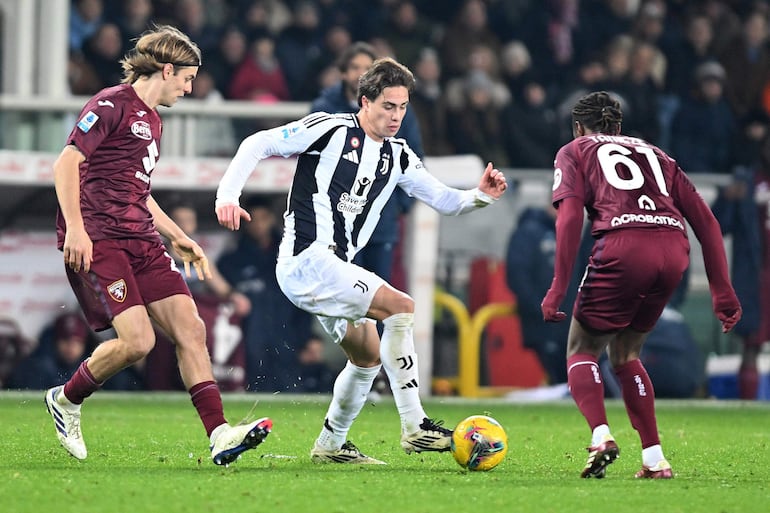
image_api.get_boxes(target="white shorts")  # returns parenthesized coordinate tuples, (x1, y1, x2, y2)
(275, 243, 384, 344)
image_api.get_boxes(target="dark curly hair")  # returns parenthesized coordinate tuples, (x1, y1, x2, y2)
(572, 91, 623, 135)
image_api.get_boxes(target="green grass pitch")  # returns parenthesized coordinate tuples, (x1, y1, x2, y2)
(1, 391, 768, 513)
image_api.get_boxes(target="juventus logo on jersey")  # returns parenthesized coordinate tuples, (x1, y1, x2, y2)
(377, 153, 391, 175)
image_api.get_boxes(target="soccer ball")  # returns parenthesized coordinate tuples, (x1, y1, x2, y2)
(451, 415, 508, 471)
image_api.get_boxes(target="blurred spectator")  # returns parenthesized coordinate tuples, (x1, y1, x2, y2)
(8, 313, 91, 390)
(70, 0, 104, 52)
(112, 0, 153, 51)
(188, 70, 238, 157)
(718, 8, 770, 119)
(216, 196, 313, 392)
(275, 0, 324, 100)
(206, 25, 249, 99)
(234, 0, 292, 39)
(499, 40, 536, 103)
(446, 69, 510, 166)
(0, 318, 34, 389)
(660, 12, 717, 150)
(664, 13, 717, 100)
(439, 0, 501, 79)
(620, 40, 664, 143)
(711, 133, 770, 399)
(575, 0, 635, 65)
(670, 61, 736, 173)
(67, 51, 103, 96)
(410, 47, 453, 156)
(502, 80, 561, 169)
(229, 35, 290, 103)
(303, 24, 354, 96)
(174, 0, 221, 55)
(505, 205, 590, 385)
(81, 23, 125, 89)
(378, 0, 438, 68)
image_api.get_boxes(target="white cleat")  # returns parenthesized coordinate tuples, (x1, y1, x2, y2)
(311, 441, 386, 464)
(211, 417, 272, 466)
(401, 417, 453, 454)
(44, 386, 87, 460)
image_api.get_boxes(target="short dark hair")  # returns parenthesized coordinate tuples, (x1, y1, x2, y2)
(337, 41, 377, 72)
(572, 91, 623, 135)
(357, 57, 415, 106)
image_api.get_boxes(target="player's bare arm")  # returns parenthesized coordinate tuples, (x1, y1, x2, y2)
(215, 203, 252, 231)
(478, 162, 508, 198)
(147, 195, 211, 280)
(53, 145, 93, 273)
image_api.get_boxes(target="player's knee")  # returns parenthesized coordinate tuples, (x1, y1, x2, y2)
(125, 332, 156, 362)
(391, 293, 414, 314)
(172, 315, 207, 350)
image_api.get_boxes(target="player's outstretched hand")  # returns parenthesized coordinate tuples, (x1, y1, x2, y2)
(171, 237, 212, 281)
(541, 288, 567, 323)
(479, 162, 508, 199)
(717, 307, 742, 333)
(216, 203, 252, 231)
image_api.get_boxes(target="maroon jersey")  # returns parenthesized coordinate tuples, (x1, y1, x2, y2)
(56, 84, 163, 248)
(553, 134, 691, 238)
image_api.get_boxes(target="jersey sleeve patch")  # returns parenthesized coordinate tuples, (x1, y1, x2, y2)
(77, 111, 100, 133)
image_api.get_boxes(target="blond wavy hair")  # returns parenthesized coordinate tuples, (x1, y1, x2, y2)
(120, 24, 201, 84)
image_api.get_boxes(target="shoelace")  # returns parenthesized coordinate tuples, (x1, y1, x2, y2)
(340, 441, 360, 453)
(69, 417, 82, 439)
(421, 418, 452, 435)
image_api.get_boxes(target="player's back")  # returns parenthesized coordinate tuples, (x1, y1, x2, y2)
(553, 134, 688, 237)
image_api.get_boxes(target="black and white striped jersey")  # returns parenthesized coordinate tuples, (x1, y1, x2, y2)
(217, 112, 495, 262)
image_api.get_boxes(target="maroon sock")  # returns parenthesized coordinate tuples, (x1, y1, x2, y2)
(614, 359, 659, 448)
(63, 360, 102, 405)
(567, 354, 608, 430)
(189, 381, 227, 437)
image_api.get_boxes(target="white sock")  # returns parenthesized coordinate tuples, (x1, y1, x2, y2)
(56, 388, 80, 411)
(316, 361, 381, 451)
(591, 424, 611, 447)
(380, 313, 426, 435)
(642, 444, 665, 468)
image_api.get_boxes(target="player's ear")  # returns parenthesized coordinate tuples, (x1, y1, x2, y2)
(163, 62, 174, 79)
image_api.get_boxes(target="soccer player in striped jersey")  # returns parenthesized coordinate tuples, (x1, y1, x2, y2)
(217, 57, 508, 463)
(543, 91, 741, 479)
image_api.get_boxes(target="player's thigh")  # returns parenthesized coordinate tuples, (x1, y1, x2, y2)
(111, 304, 156, 353)
(147, 293, 205, 348)
(65, 239, 148, 331)
(276, 245, 384, 321)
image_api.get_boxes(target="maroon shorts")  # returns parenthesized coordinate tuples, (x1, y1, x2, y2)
(574, 229, 690, 333)
(65, 238, 191, 331)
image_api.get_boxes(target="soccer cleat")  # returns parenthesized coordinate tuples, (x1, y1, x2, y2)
(635, 459, 674, 479)
(401, 417, 453, 454)
(44, 386, 87, 460)
(581, 435, 619, 478)
(211, 417, 272, 466)
(310, 440, 386, 464)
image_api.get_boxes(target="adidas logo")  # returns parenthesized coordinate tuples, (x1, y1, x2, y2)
(400, 379, 418, 389)
(343, 149, 359, 164)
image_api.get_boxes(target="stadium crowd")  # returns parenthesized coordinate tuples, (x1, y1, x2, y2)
(68, 0, 770, 170)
